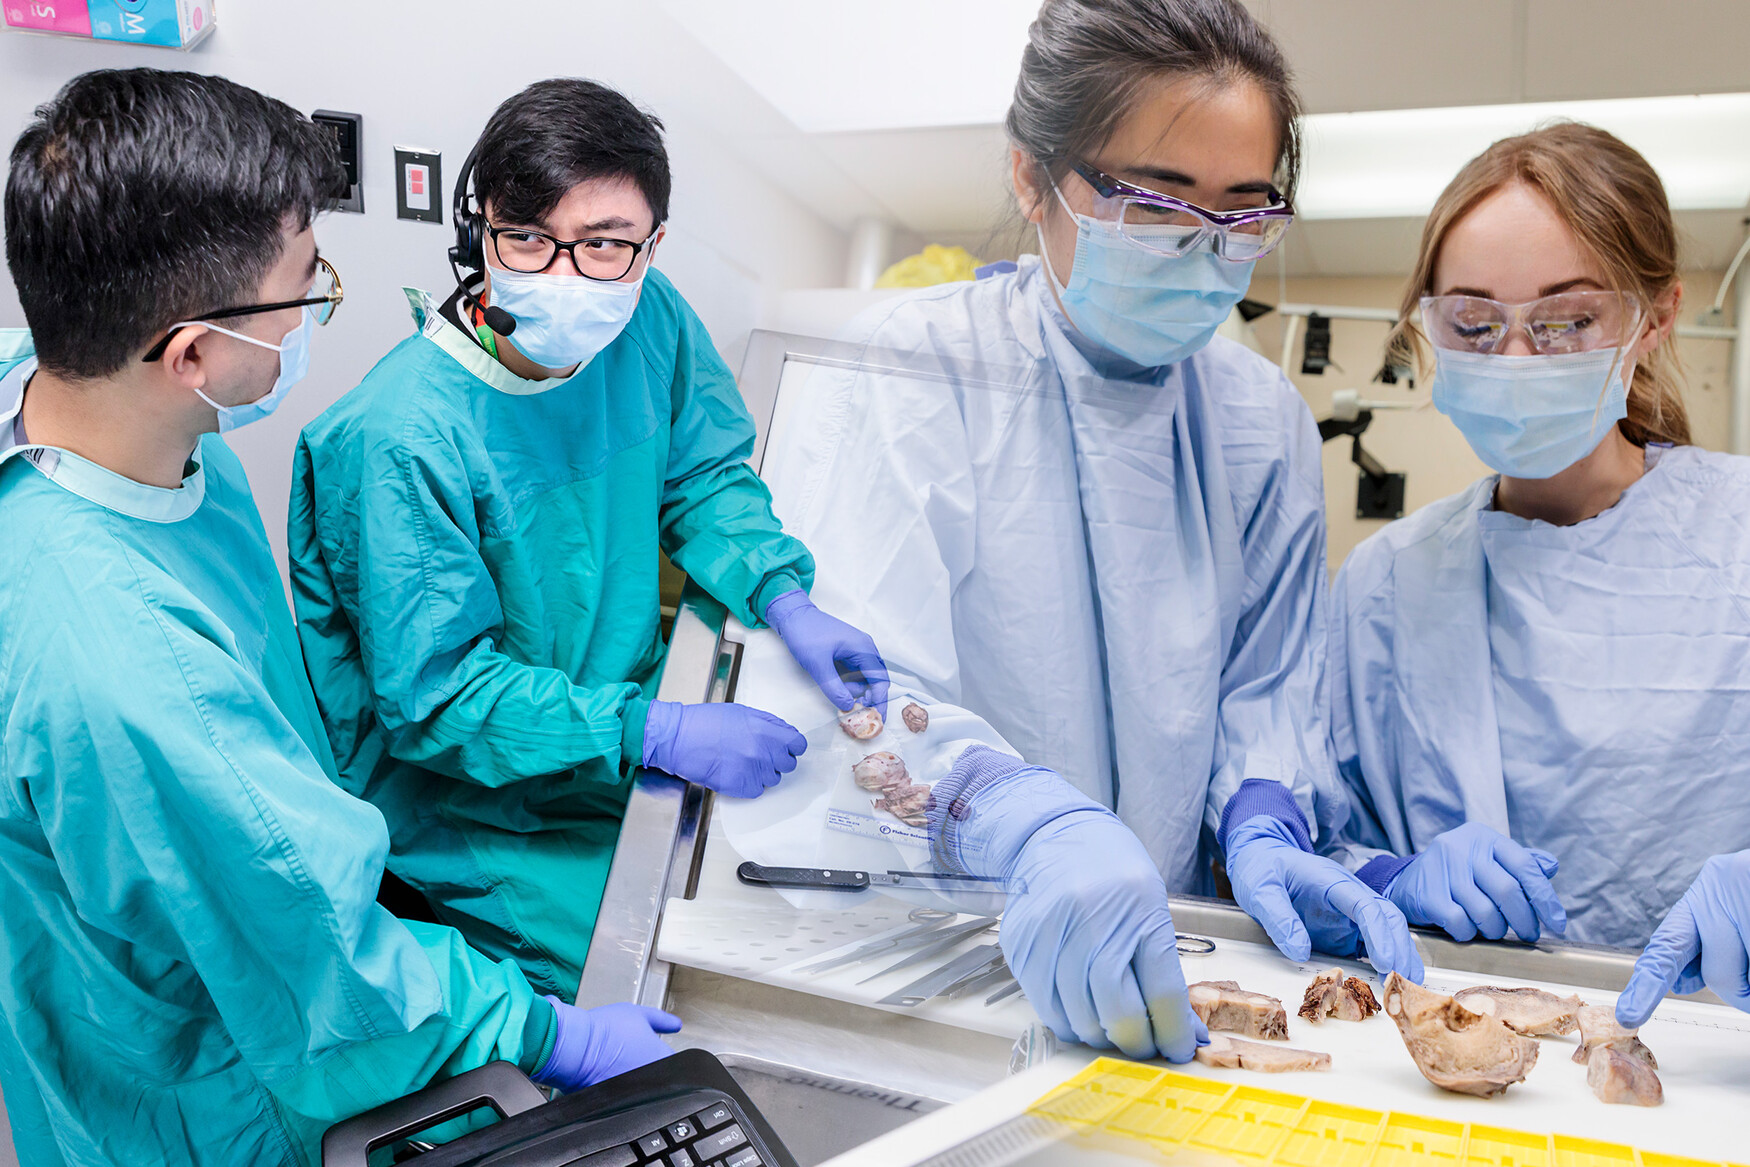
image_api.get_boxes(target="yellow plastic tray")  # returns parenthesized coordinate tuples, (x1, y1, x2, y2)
(1025, 1059, 1748, 1167)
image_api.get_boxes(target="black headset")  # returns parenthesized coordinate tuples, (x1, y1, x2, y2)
(447, 145, 518, 337)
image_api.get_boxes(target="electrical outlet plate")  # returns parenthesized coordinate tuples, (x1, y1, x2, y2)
(312, 110, 363, 214)
(394, 147, 443, 225)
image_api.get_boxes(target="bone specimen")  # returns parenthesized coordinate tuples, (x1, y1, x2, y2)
(852, 751, 909, 792)
(1298, 968, 1381, 1023)
(872, 783, 932, 828)
(1194, 1033, 1331, 1073)
(1451, 986, 1586, 1037)
(839, 703, 884, 740)
(1189, 981, 1289, 1040)
(1585, 1045, 1663, 1106)
(1572, 1005, 1658, 1070)
(902, 703, 929, 733)
(1382, 973, 1539, 1097)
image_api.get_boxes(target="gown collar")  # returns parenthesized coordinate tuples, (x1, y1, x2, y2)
(0, 350, 206, 523)
(404, 286, 578, 397)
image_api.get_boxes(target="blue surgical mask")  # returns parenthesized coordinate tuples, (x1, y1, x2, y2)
(1431, 345, 1633, 479)
(1039, 187, 1255, 368)
(487, 263, 642, 372)
(187, 308, 313, 432)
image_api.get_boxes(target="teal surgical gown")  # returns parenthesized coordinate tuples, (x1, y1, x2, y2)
(289, 277, 813, 998)
(0, 338, 551, 1167)
(1329, 444, 1750, 948)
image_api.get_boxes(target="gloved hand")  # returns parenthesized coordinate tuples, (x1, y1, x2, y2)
(642, 700, 805, 798)
(1617, 850, 1750, 1027)
(531, 998, 681, 1091)
(1383, 822, 1566, 944)
(1226, 815, 1423, 981)
(763, 589, 889, 713)
(933, 745, 1205, 1062)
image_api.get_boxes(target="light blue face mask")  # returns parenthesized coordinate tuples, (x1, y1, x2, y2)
(186, 308, 313, 432)
(1431, 345, 1633, 479)
(488, 263, 643, 372)
(1039, 186, 1255, 368)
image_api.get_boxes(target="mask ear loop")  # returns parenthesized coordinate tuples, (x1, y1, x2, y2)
(1588, 298, 1644, 434)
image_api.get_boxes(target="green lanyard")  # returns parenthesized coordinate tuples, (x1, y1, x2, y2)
(474, 319, 500, 360)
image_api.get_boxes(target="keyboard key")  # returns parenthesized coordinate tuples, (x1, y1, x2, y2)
(694, 1102, 733, 1130)
(692, 1123, 747, 1159)
(635, 1130, 668, 1157)
(565, 1147, 637, 1167)
(722, 1148, 763, 1167)
(666, 1118, 699, 1144)
(666, 1151, 696, 1167)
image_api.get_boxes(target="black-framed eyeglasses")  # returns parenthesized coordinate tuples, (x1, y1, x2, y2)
(1068, 162, 1294, 262)
(142, 256, 344, 363)
(487, 223, 659, 281)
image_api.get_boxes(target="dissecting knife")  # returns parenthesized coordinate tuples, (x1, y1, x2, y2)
(736, 862, 1008, 894)
(854, 916, 1000, 984)
(985, 979, 1024, 1006)
(877, 943, 1006, 1007)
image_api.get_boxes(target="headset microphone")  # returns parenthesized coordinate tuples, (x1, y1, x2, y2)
(448, 144, 518, 337)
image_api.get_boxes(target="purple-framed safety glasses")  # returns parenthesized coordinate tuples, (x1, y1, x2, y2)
(1070, 161, 1294, 261)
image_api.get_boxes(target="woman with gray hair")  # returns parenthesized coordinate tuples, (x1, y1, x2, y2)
(765, 0, 1422, 1062)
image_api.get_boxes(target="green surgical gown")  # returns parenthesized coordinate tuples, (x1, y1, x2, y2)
(288, 276, 812, 998)
(0, 337, 551, 1167)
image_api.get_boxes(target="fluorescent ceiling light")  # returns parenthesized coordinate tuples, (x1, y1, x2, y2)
(1298, 94, 1750, 219)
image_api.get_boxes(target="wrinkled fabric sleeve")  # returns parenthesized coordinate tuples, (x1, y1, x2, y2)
(1322, 545, 1403, 872)
(657, 298, 815, 625)
(22, 592, 552, 1138)
(291, 433, 647, 786)
(1205, 393, 1347, 848)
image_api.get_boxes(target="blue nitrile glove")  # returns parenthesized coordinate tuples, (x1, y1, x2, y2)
(763, 589, 889, 713)
(1370, 822, 1566, 945)
(931, 744, 1206, 1063)
(642, 700, 805, 798)
(1221, 781, 1423, 981)
(1617, 850, 1750, 1027)
(531, 998, 681, 1091)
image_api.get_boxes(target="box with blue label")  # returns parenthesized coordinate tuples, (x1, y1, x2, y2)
(3, 0, 215, 50)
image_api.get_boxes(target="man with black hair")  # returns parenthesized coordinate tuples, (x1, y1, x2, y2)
(289, 78, 887, 997)
(0, 68, 678, 1167)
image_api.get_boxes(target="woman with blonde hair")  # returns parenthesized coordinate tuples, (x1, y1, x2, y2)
(1329, 121, 1750, 1026)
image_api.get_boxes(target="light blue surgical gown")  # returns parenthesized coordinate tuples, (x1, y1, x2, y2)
(1329, 444, 1750, 948)
(290, 277, 813, 998)
(0, 339, 550, 1167)
(764, 256, 1341, 890)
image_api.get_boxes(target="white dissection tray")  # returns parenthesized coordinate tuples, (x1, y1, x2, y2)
(660, 814, 1750, 1162)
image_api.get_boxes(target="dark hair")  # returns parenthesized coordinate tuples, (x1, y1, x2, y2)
(1007, 0, 1302, 204)
(5, 68, 343, 380)
(472, 78, 670, 230)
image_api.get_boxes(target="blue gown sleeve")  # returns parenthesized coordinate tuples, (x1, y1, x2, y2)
(1205, 391, 1347, 848)
(656, 295, 815, 624)
(290, 433, 648, 786)
(11, 585, 552, 1136)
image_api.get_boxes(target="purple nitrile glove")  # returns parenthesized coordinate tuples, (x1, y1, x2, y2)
(763, 589, 889, 714)
(531, 998, 681, 1091)
(642, 700, 805, 798)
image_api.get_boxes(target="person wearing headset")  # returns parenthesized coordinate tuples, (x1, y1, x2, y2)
(288, 78, 886, 999)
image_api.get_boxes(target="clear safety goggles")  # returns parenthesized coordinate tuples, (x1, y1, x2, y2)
(1069, 161, 1294, 262)
(1419, 290, 1643, 356)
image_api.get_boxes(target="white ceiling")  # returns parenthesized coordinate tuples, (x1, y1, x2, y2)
(661, 0, 1750, 276)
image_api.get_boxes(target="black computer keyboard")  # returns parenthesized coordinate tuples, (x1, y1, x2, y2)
(323, 1050, 797, 1167)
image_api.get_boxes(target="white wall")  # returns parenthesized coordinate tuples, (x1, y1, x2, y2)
(0, 2, 850, 586)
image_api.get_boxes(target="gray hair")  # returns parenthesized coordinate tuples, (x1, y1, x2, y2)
(1006, 0, 1302, 207)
